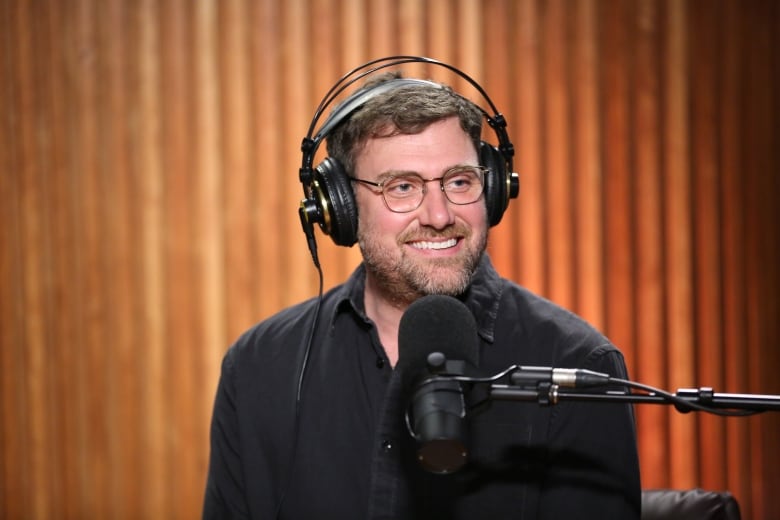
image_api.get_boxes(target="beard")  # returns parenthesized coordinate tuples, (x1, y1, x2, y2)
(357, 219, 487, 308)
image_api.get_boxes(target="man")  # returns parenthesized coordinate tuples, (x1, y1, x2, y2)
(203, 62, 641, 519)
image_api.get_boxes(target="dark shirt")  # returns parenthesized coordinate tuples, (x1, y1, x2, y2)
(203, 255, 641, 519)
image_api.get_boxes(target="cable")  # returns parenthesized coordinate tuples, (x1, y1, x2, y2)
(274, 258, 324, 519)
(609, 378, 761, 417)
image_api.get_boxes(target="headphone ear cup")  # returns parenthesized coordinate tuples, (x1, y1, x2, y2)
(312, 157, 359, 247)
(479, 141, 511, 227)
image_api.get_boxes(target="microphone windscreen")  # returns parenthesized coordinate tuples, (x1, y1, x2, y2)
(397, 294, 479, 390)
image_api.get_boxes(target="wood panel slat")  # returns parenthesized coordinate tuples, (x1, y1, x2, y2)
(542, 0, 574, 309)
(689, 0, 727, 492)
(99, 1, 141, 517)
(16, 2, 46, 516)
(137, 0, 168, 516)
(662, 0, 699, 491)
(633, 0, 667, 487)
(163, 1, 200, 513)
(514, 0, 545, 292)
(600, 0, 636, 375)
(742, 5, 780, 518)
(3, 5, 33, 516)
(251, 0, 285, 321)
(571, 0, 604, 330)
(719, 0, 750, 507)
(482, 0, 514, 276)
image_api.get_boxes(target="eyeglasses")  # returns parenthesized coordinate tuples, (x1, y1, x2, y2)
(349, 165, 488, 213)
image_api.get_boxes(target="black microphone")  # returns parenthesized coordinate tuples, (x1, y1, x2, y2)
(397, 294, 479, 474)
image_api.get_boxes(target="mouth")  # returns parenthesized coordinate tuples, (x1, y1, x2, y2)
(408, 238, 459, 251)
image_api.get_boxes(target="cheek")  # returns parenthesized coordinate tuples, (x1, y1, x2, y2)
(460, 202, 490, 230)
(355, 194, 409, 235)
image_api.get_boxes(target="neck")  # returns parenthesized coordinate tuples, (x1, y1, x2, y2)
(363, 274, 417, 367)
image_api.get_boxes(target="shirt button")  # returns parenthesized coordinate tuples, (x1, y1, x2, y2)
(381, 439, 393, 452)
(375, 357, 385, 369)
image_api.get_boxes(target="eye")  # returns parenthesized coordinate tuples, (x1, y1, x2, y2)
(383, 176, 423, 198)
(444, 169, 480, 192)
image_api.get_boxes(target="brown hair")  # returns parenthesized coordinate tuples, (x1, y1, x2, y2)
(325, 72, 484, 175)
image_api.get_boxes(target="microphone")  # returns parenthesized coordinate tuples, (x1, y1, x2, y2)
(397, 294, 479, 474)
(510, 366, 611, 388)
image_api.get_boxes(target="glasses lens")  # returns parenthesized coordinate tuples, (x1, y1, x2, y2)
(443, 167, 485, 205)
(382, 175, 425, 212)
(378, 167, 486, 212)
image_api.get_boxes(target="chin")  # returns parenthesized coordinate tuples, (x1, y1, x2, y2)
(407, 250, 481, 295)
(411, 267, 473, 296)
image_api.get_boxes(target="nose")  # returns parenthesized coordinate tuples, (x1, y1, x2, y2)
(417, 180, 455, 229)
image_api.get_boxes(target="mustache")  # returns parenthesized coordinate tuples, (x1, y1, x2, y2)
(398, 223, 471, 243)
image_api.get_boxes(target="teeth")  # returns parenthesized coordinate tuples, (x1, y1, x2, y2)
(410, 238, 457, 250)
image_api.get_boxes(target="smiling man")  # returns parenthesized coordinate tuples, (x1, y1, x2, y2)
(354, 116, 489, 366)
(203, 64, 641, 519)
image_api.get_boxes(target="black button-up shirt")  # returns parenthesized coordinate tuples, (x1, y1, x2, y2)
(203, 255, 641, 519)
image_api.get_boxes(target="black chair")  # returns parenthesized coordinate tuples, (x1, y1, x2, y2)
(641, 488, 741, 520)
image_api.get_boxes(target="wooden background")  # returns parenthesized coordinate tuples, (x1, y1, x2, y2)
(2, 0, 778, 518)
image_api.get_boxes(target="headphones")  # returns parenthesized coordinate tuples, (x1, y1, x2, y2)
(298, 56, 520, 253)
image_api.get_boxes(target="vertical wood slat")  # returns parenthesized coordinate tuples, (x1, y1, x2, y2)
(719, 0, 750, 507)
(689, 0, 727, 492)
(662, 0, 699, 490)
(0, 2, 25, 516)
(0, 3, 17, 516)
(71, 0, 113, 516)
(193, 4, 226, 517)
(1, 1, 779, 518)
(571, 0, 604, 331)
(251, 0, 284, 326)
(41, 1, 73, 515)
(163, 0, 198, 512)
(601, 0, 636, 383)
(137, 0, 168, 516)
(221, 0, 255, 341)
(633, 0, 667, 486)
(482, 0, 518, 285)
(513, 0, 545, 292)
(99, 1, 141, 516)
(14, 1, 41, 515)
(542, 0, 574, 309)
(282, 0, 316, 304)
(8, 3, 40, 516)
(743, 5, 780, 518)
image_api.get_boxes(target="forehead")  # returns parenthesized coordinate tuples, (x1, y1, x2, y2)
(354, 117, 478, 178)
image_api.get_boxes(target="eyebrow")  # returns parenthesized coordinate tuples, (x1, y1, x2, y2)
(374, 163, 478, 182)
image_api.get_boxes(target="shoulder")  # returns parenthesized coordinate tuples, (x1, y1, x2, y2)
(494, 280, 626, 373)
(222, 283, 348, 373)
(500, 282, 600, 337)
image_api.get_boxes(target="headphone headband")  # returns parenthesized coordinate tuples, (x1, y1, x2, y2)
(299, 55, 514, 185)
(312, 78, 443, 153)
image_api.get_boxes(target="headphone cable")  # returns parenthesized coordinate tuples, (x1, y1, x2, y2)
(274, 246, 324, 519)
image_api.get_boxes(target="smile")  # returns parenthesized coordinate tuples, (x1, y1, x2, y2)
(409, 238, 458, 250)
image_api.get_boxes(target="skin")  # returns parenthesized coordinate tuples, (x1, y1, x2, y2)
(352, 116, 489, 366)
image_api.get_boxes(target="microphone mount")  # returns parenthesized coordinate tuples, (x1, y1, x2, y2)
(419, 353, 780, 417)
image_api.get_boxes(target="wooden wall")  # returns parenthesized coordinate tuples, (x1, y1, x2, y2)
(2, 0, 778, 518)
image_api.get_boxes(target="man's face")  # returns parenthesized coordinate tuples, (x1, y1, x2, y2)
(353, 116, 489, 306)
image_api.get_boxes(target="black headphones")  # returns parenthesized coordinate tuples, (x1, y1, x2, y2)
(298, 56, 520, 252)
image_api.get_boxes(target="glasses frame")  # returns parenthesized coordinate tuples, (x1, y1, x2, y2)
(349, 165, 489, 213)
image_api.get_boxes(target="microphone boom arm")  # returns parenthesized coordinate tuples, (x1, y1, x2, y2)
(489, 382, 780, 415)
(426, 362, 780, 417)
